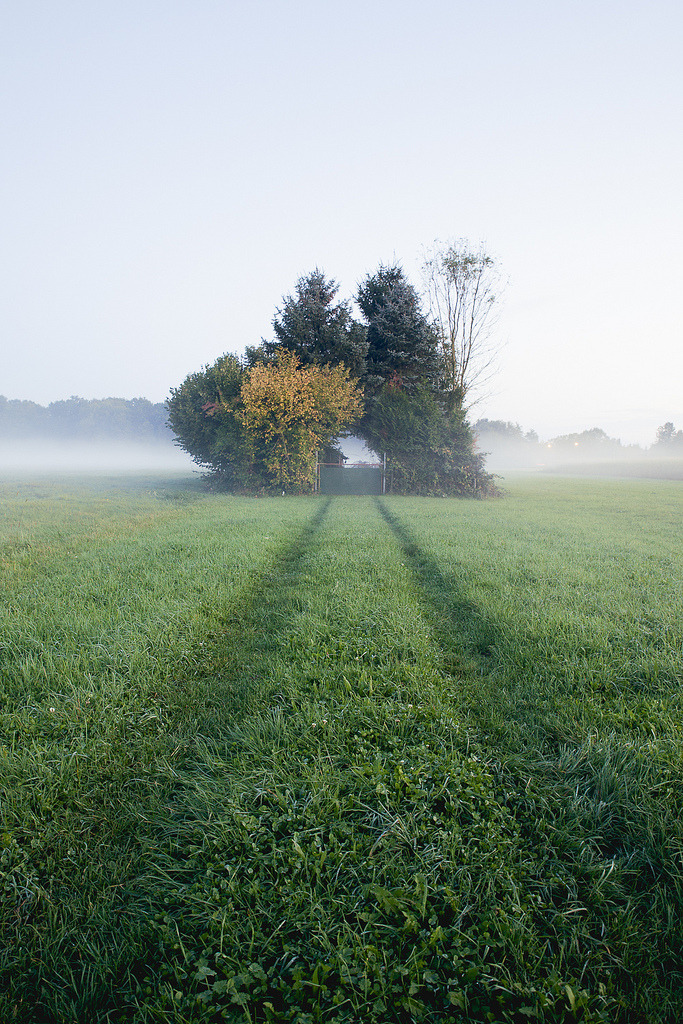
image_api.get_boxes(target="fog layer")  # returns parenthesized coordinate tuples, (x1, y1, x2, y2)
(475, 423, 683, 479)
(0, 439, 194, 475)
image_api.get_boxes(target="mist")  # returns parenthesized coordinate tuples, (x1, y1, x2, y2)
(0, 439, 195, 476)
(475, 422, 683, 480)
(2, 433, 679, 483)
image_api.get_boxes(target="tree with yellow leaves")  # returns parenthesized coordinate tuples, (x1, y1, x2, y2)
(237, 350, 363, 491)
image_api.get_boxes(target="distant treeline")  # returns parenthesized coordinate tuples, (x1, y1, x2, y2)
(473, 419, 683, 468)
(0, 396, 171, 442)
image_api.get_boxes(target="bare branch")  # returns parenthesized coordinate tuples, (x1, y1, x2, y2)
(421, 240, 503, 409)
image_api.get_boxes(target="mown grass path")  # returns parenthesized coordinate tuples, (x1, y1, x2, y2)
(1, 475, 682, 1023)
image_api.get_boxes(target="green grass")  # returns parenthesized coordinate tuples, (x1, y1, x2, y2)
(1, 472, 682, 1022)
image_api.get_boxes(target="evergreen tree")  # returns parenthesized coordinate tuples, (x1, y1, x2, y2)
(362, 381, 493, 496)
(356, 264, 441, 394)
(266, 269, 367, 377)
(356, 264, 494, 495)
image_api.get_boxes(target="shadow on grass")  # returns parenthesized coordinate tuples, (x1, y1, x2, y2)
(0, 498, 334, 1022)
(375, 497, 497, 667)
(373, 498, 577, 753)
(185, 496, 333, 732)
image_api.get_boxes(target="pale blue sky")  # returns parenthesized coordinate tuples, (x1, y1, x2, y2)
(2, 0, 681, 444)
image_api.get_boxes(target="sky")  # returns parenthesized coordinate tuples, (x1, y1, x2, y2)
(2, 0, 681, 447)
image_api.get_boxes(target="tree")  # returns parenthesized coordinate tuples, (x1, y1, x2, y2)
(0, 397, 47, 438)
(167, 253, 500, 498)
(421, 240, 501, 408)
(472, 419, 541, 469)
(236, 350, 363, 491)
(654, 422, 683, 449)
(262, 269, 368, 377)
(0, 395, 169, 442)
(354, 262, 495, 495)
(166, 354, 255, 488)
(361, 380, 492, 495)
(167, 350, 362, 492)
(356, 264, 441, 394)
(544, 427, 626, 461)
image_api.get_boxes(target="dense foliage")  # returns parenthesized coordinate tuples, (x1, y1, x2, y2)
(257, 268, 368, 377)
(167, 351, 362, 492)
(363, 384, 490, 495)
(236, 351, 363, 490)
(356, 264, 441, 394)
(353, 264, 489, 494)
(166, 354, 255, 489)
(169, 261, 498, 495)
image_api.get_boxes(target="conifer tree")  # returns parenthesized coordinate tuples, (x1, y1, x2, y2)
(265, 269, 367, 377)
(356, 264, 441, 394)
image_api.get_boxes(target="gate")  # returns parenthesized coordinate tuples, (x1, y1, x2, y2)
(317, 460, 385, 495)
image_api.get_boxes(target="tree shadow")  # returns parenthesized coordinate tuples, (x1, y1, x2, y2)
(189, 497, 333, 731)
(374, 498, 498, 668)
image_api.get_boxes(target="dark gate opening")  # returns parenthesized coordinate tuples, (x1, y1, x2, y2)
(318, 461, 385, 496)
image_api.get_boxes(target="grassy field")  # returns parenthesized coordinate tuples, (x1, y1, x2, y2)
(1, 472, 682, 1022)
(539, 457, 683, 480)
